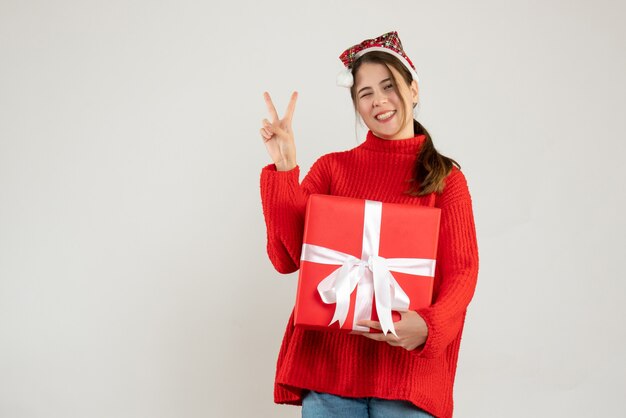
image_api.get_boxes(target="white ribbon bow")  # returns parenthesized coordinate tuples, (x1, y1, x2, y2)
(300, 200, 436, 337)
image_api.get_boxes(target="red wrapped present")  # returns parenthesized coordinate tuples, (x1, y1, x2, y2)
(294, 194, 441, 336)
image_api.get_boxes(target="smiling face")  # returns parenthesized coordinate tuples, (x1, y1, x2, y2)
(353, 61, 419, 140)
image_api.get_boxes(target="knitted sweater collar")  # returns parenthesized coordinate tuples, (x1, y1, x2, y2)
(360, 130, 427, 155)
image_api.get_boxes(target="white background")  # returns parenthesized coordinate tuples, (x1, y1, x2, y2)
(1, 0, 625, 417)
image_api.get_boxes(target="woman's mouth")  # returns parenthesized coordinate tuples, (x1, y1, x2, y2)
(375, 110, 396, 122)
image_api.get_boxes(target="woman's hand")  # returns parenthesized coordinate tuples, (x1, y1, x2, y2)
(352, 310, 429, 351)
(260, 91, 298, 171)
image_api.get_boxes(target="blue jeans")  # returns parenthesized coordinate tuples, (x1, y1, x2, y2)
(302, 390, 434, 418)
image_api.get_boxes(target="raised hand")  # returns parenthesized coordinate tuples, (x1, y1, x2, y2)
(260, 91, 298, 171)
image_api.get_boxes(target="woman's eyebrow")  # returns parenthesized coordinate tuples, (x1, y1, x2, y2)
(357, 78, 392, 95)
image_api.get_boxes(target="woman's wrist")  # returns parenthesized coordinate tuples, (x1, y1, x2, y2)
(276, 160, 297, 171)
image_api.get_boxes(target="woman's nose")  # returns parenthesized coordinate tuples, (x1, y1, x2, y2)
(373, 92, 388, 107)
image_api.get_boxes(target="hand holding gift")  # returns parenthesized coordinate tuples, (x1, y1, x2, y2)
(353, 310, 429, 351)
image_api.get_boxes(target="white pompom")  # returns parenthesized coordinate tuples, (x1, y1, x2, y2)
(336, 68, 354, 88)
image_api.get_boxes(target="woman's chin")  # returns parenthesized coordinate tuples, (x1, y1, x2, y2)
(374, 125, 401, 139)
(366, 122, 396, 136)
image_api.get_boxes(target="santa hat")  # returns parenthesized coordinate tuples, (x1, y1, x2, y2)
(337, 31, 419, 88)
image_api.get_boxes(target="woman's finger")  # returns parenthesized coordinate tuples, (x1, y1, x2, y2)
(260, 128, 272, 141)
(354, 329, 402, 347)
(260, 127, 272, 139)
(263, 92, 280, 122)
(284, 91, 298, 124)
(386, 339, 401, 347)
(261, 122, 273, 134)
(356, 320, 382, 330)
(262, 118, 274, 131)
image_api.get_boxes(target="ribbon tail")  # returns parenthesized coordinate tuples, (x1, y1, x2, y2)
(352, 264, 373, 332)
(389, 275, 410, 312)
(372, 259, 397, 337)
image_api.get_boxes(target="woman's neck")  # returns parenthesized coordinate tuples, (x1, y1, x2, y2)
(360, 130, 426, 155)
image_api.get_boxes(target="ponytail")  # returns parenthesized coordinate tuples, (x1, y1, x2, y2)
(405, 119, 460, 196)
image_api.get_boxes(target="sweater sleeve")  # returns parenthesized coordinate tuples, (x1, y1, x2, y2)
(412, 167, 479, 358)
(259, 156, 332, 274)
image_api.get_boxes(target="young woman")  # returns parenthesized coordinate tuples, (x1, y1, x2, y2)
(258, 31, 479, 418)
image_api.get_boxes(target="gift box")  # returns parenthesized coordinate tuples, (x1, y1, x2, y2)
(294, 194, 441, 336)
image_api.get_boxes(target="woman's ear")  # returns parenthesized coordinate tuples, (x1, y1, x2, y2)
(410, 80, 419, 104)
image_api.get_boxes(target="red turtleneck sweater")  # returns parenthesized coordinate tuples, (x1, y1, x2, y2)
(259, 130, 479, 418)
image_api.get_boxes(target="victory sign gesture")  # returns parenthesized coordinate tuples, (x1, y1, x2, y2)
(260, 91, 298, 171)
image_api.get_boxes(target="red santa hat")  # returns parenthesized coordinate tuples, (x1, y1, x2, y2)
(337, 31, 419, 88)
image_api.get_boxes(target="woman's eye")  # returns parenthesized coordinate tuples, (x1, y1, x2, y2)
(384, 84, 394, 90)
(360, 93, 372, 98)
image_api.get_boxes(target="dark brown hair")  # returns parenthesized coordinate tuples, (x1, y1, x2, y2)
(349, 51, 460, 196)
